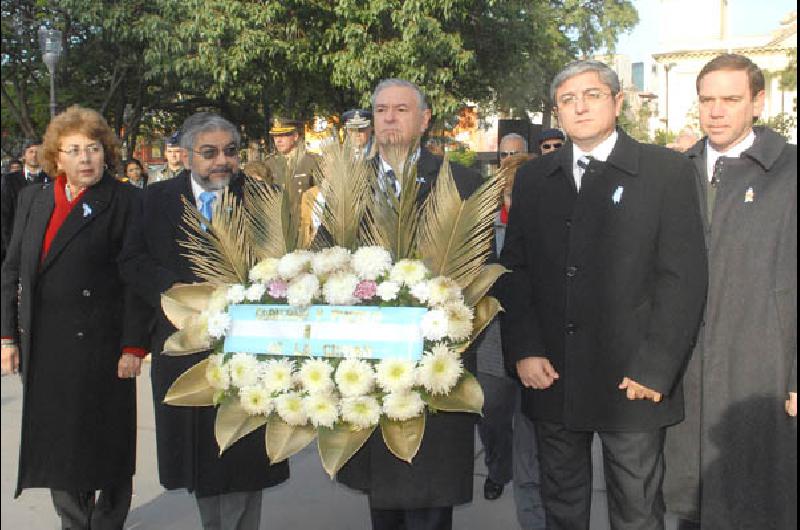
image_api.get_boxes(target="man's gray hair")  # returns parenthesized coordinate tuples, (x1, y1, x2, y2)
(550, 60, 621, 102)
(499, 133, 528, 151)
(180, 112, 240, 160)
(371, 79, 429, 111)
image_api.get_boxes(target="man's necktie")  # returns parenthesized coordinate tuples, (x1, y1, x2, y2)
(575, 155, 594, 191)
(708, 158, 724, 223)
(383, 168, 399, 197)
(199, 191, 217, 222)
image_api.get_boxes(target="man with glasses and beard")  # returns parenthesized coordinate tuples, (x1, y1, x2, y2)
(537, 128, 565, 156)
(121, 112, 289, 530)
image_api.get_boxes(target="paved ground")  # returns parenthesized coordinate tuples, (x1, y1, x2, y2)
(2, 369, 678, 529)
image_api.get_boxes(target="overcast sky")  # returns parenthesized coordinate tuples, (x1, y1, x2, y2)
(615, 0, 796, 62)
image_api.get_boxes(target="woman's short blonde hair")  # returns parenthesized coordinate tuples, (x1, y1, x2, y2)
(41, 105, 121, 177)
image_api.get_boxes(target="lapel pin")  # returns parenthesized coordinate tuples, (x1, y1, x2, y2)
(612, 185, 624, 205)
(82, 203, 93, 218)
(744, 187, 755, 203)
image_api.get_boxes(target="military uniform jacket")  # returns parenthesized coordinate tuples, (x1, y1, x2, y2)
(499, 129, 708, 431)
(265, 148, 320, 202)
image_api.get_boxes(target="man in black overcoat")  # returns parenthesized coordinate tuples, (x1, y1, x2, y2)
(120, 112, 289, 529)
(499, 60, 707, 530)
(336, 79, 483, 530)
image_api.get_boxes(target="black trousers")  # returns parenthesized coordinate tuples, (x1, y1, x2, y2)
(50, 478, 132, 530)
(369, 505, 453, 530)
(534, 421, 666, 530)
(477, 372, 517, 484)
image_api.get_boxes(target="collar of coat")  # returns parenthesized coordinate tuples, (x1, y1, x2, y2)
(543, 128, 639, 179)
(684, 126, 787, 173)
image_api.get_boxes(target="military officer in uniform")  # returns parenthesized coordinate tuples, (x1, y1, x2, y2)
(150, 132, 186, 183)
(265, 118, 319, 202)
(342, 109, 374, 159)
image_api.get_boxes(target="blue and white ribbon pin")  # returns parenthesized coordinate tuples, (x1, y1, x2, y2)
(82, 203, 93, 218)
(612, 186, 624, 205)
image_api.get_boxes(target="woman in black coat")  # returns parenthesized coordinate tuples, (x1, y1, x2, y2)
(0, 105, 150, 530)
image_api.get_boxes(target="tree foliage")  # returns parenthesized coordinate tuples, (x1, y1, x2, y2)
(2, 0, 638, 153)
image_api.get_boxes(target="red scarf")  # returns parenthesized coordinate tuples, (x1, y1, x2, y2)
(500, 203, 509, 225)
(41, 176, 87, 261)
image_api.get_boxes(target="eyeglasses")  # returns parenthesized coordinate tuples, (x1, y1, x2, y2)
(194, 145, 239, 160)
(59, 144, 103, 157)
(540, 142, 563, 151)
(499, 151, 520, 158)
(557, 89, 612, 108)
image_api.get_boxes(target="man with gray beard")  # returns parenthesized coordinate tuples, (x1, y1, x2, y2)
(121, 112, 289, 530)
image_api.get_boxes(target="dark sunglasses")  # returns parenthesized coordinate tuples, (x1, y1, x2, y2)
(541, 142, 563, 150)
(194, 145, 239, 160)
(499, 151, 520, 158)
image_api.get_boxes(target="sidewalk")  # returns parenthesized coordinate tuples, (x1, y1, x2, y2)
(2, 370, 677, 529)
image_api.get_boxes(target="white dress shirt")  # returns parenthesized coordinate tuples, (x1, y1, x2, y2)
(572, 130, 618, 191)
(705, 129, 755, 181)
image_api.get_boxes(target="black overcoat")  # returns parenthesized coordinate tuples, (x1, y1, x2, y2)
(336, 148, 485, 509)
(499, 130, 707, 431)
(0, 174, 149, 496)
(120, 170, 289, 497)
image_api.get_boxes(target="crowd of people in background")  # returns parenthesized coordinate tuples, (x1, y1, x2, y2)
(0, 53, 796, 530)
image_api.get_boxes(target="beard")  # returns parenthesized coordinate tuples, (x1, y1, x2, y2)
(192, 166, 234, 191)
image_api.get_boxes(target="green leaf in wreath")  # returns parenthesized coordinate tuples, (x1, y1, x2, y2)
(215, 399, 267, 455)
(423, 372, 484, 415)
(317, 423, 376, 479)
(380, 413, 426, 463)
(265, 415, 317, 464)
(163, 359, 216, 406)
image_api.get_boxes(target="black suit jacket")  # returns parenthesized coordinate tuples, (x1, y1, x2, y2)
(499, 130, 707, 431)
(120, 170, 290, 496)
(1, 169, 50, 263)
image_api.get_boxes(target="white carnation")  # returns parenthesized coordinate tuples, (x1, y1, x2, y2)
(334, 358, 375, 397)
(249, 258, 280, 283)
(420, 309, 449, 341)
(274, 391, 308, 426)
(286, 273, 320, 307)
(417, 346, 463, 395)
(382, 390, 425, 421)
(376, 280, 400, 302)
(260, 358, 296, 394)
(206, 311, 231, 339)
(298, 358, 335, 394)
(226, 284, 247, 304)
(227, 352, 260, 388)
(244, 282, 267, 302)
(205, 353, 230, 390)
(304, 393, 340, 428)
(426, 276, 462, 306)
(445, 301, 474, 341)
(239, 385, 273, 415)
(341, 396, 381, 429)
(375, 358, 417, 393)
(278, 251, 312, 280)
(311, 246, 352, 277)
(410, 281, 430, 304)
(322, 272, 360, 305)
(352, 246, 392, 280)
(389, 259, 428, 286)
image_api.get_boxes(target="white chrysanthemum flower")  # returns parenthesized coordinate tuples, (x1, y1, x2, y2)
(206, 311, 231, 339)
(389, 259, 428, 286)
(260, 358, 296, 394)
(277, 251, 312, 280)
(382, 390, 425, 421)
(244, 282, 267, 302)
(227, 352, 260, 388)
(226, 284, 247, 304)
(420, 308, 449, 341)
(239, 385, 273, 415)
(376, 280, 400, 302)
(286, 273, 320, 307)
(445, 301, 474, 341)
(352, 246, 392, 280)
(375, 358, 417, 393)
(312, 246, 352, 277)
(274, 391, 308, 426)
(426, 276, 462, 306)
(322, 272, 359, 305)
(207, 286, 230, 313)
(418, 347, 463, 395)
(304, 393, 340, 428)
(205, 353, 230, 390)
(341, 396, 381, 428)
(410, 281, 430, 304)
(249, 258, 281, 283)
(298, 359, 335, 394)
(334, 358, 375, 397)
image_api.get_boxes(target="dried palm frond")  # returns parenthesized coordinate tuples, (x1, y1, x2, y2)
(179, 191, 251, 284)
(316, 137, 373, 251)
(362, 142, 422, 260)
(417, 156, 504, 288)
(243, 180, 286, 260)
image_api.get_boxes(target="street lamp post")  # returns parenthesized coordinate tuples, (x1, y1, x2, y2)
(38, 28, 63, 119)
